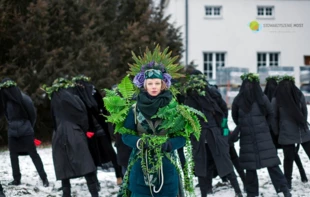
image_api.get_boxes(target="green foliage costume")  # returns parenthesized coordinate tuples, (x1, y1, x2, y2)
(103, 46, 206, 197)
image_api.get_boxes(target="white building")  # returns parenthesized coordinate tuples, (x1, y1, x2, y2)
(164, 0, 310, 86)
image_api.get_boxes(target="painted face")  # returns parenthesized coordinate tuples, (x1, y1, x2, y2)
(145, 78, 162, 96)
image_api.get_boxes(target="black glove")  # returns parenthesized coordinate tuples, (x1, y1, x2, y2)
(161, 141, 172, 152)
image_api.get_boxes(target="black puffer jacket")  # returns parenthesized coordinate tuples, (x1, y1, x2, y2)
(271, 94, 310, 145)
(232, 95, 280, 170)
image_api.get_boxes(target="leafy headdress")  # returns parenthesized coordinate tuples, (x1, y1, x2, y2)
(279, 75, 295, 83)
(240, 72, 260, 82)
(71, 75, 91, 83)
(265, 75, 280, 83)
(0, 80, 17, 89)
(183, 74, 208, 96)
(41, 77, 75, 99)
(104, 45, 205, 197)
(129, 45, 184, 94)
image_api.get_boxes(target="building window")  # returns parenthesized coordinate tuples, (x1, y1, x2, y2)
(304, 56, 310, 65)
(257, 6, 274, 18)
(257, 52, 279, 68)
(205, 6, 222, 17)
(203, 52, 225, 79)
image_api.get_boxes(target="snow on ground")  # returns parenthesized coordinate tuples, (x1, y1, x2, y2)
(1, 106, 310, 196)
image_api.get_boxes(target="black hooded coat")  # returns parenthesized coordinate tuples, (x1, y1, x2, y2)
(185, 84, 233, 178)
(0, 80, 36, 154)
(51, 89, 96, 180)
(74, 81, 113, 166)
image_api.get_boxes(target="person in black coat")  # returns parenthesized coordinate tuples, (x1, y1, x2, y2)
(184, 73, 242, 197)
(0, 78, 48, 187)
(271, 76, 310, 189)
(232, 73, 291, 197)
(73, 77, 123, 185)
(114, 132, 132, 176)
(264, 76, 308, 183)
(50, 85, 98, 197)
(0, 183, 5, 197)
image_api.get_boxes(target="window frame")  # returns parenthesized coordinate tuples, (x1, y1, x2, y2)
(256, 6, 275, 19)
(204, 6, 223, 19)
(203, 52, 226, 80)
(257, 52, 280, 68)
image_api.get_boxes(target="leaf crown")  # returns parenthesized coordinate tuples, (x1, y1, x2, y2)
(41, 77, 75, 99)
(240, 73, 260, 82)
(278, 75, 295, 83)
(184, 74, 208, 96)
(0, 80, 17, 89)
(72, 75, 91, 82)
(265, 75, 280, 83)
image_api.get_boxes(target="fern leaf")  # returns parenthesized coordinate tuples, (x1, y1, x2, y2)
(103, 96, 126, 113)
(117, 75, 135, 100)
(182, 105, 207, 122)
(104, 88, 119, 97)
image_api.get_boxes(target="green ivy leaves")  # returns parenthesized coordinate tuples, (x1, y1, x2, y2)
(0, 80, 17, 89)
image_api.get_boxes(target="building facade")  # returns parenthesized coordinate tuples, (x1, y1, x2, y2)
(164, 0, 310, 87)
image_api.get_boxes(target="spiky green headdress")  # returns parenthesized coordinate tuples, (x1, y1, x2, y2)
(241, 73, 260, 82)
(0, 80, 17, 89)
(279, 75, 295, 83)
(128, 45, 184, 89)
(41, 77, 75, 99)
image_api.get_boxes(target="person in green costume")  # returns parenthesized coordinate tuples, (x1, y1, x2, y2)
(122, 61, 186, 197)
(104, 46, 204, 197)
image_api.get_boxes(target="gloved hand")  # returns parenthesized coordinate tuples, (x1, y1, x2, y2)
(34, 139, 42, 146)
(221, 118, 229, 136)
(86, 131, 95, 138)
(161, 141, 172, 152)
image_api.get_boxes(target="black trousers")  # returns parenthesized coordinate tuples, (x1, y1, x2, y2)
(10, 150, 47, 181)
(0, 183, 3, 192)
(246, 166, 288, 196)
(229, 146, 246, 184)
(62, 172, 97, 187)
(99, 136, 123, 178)
(198, 144, 241, 197)
(9, 136, 47, 182)
(282, 141, 310, 186)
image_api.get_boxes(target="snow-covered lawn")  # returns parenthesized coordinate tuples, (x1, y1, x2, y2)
(1, 106, 310, 196)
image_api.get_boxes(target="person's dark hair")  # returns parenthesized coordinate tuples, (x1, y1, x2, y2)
(264, 78, 278, 101)
(235, 78, 266, 114)
(275, 79, 308, 129)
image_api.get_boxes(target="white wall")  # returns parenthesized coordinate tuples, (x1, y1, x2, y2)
(164, 0, 310, 79)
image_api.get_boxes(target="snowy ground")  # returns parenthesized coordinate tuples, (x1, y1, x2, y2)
(1, 107, 310, 196)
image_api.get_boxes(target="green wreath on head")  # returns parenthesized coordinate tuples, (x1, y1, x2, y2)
(71, 75, 91, 82)
(104, 45, 206, 197)
(279, 75, 295, 83)
(265, 75, 280, 83)
(41, 78, 75, 99)
(182, 74, 208, 96)
(0, 80, 17, 89)
(241, 72, 260, 82)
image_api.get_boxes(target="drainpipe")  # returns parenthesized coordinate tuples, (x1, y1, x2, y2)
(185, 0, 188, 67)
